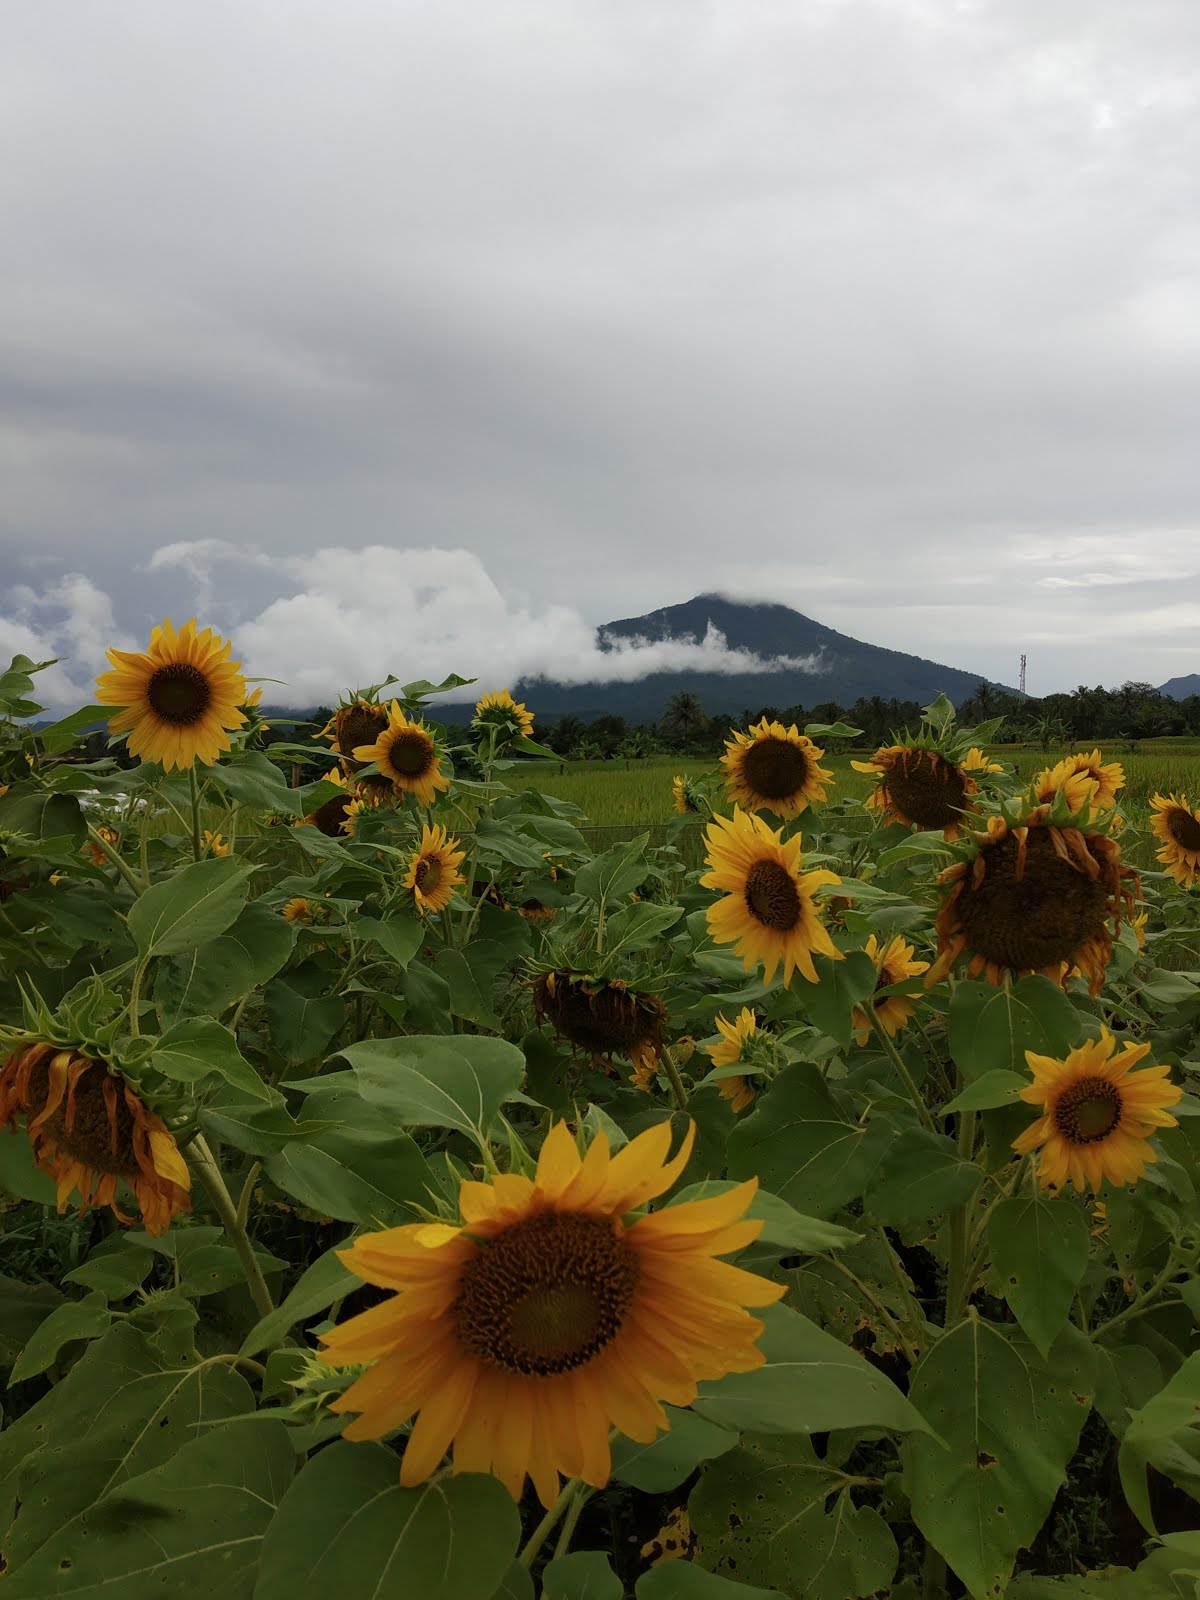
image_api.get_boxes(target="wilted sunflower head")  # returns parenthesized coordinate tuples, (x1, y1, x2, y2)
(95, 618, 248, 771)
(1150, 793, 1200, 888)
(354, 702, 450, 807)
(851, 933, 929, 1045)
(474, 689, 534, 742)
(672, 775, 700, 815)
(721, 720, 833, 820)
(297, 793, 354, 837)
(927, 809, 1138, 996)
(0, 1042, 191, 1234)
(534, 970, 667, 1076)
(851, 743, 977, 837)
(318, 698, 391, 763)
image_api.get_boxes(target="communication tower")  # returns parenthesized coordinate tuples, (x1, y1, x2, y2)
(1019, 653, 1027, 696)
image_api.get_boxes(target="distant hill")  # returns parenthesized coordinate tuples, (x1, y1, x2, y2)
(513, 594, 1014, 723)
(1160, 674, 1200, 700)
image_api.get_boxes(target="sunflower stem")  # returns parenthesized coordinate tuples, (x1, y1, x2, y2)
(189, 1134, 275, 1320)
(869, 1014, 937, 1135)
(85, 821, 145, 897)
(944, 1108, 979, 1326)
(660, 1046, 690, 1112)
(517, 1478, 580, 1568)
(826, 1256, 917, 1365)
(188, 767, 202, 862)
(552, 1483, 594, 1559)
(1090, 1254, 1179, 1342)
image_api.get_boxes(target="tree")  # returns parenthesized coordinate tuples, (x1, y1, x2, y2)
(660, 693, 710, 749)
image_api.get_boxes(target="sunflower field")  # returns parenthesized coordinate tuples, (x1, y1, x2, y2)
(2, 627, 1200, 1600)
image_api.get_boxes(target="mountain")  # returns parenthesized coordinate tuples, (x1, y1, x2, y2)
(1160, 674, 1200, 700)
(513, 594, 1013, 723)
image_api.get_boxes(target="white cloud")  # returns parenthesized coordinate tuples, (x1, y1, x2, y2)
(0, 573, 131, 704)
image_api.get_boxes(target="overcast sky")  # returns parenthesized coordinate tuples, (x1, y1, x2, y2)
(2, 0, 1199, 707)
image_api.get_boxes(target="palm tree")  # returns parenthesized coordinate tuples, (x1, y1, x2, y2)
(660, 693, 709, 747)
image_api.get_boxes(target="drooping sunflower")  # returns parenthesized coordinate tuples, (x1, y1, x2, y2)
(672, 775, 699, 815)
(927, 811, 1138, 996)
(721, 719, 832, 820)
(851, 744, 977, 838)
(1013, 1030, 1181, 1192)
(354, 702, 449, 807)
(1150, 793, 1200, 888)
(282, 897, 314, 924)
(202, 829, 230, 858)
(83, 824, 121, 867)
(701, 807, 842, 987)
(318, 698, 391, 767)
(321, 1119, 782, 1506)
(0, 1042, 191, 1234)
(95, 618, 247, 771)
(534, 971, 667, 1082)
(852, 933, 930, 1045)
(474, 688, 535, 740)
(404, 822, 467, 915)
(706, 1008, 760, 1113)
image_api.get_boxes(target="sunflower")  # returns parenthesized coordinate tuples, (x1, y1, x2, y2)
(852, 933, 930, 1045)
(1033, 758, 1102, 815)
(962, 748, 1005, 775)
(475, 689, 535, 740)
(95, 618, 247, 771)
(0, 1042, 191, 1234)
(534, 972, 667, 1081)
(321, 1119, 783, 1506)
(672, 775, 699, 815)
(83, 824, 121, 867)
(404, 823, 467, 914)
(1013, 1030, 1181, 1192)
(1062, 750, 1125, 810)
(202, 829, 230, 858)
(297, 793, 354, 837)
(706, 1008, 760, 1113)
(701, 807, 841, 987)
(282, 897, 314, 924)
(518, 897, 557, 922)
(319, 698, 391, 765)
(927, 812, 1138, 996)
(721, 720, 832, 820)
(851, 744, 977, 837)
(354, 702, 449, 807)
(1150, 793, 1200, 888)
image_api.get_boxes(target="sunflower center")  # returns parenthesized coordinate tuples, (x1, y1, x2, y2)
(1053, 1076, 1122, 1143)
(955, 828, 1110, 971)
(742, 737, 809, 801)
(455, 1210, 638, 1375)
(885, 749, 968, 829)
(32, 1058, 137, 1175)
(387, 730, 434, 778)
(536, 974, 665, 1060)
(743, 860, 802, 930)
(1166, 807, 1200, 852)
(145, 663, 212, 726)
(414, 856, 442, 894)
(311, 795, 352, 837)
(336, 704, 388, 756)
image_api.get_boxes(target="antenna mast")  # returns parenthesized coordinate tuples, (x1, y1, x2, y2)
(1019, 653, 1027, 696)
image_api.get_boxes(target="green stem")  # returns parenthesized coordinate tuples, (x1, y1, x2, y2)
(874, 1226, 927, 1341)
(236, 1161, 263, 1232)
(517, 1478, 580, 1568)
(1091, 1256, 1179, 1342)
(189, 1134, 275, 1321)
(827, 1256, 917, 1365)
(944, 1109, 978, 1326)
(127, 958, 147, 1038)
(659, 1046, 690, 1112)
(870, 1014, 937, 1135)
(552, 1484, 594, 1559)
(921, 1543, 948, 1600)
(85, 822, 145, 897)
(189, 767, 202, 862)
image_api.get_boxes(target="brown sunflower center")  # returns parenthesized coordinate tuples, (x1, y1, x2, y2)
(1166, 807, 1200, 852)
(1053, 1076, 1122, 1143)
(146, 663, 212, 726)
(336, 703, 388, 756)
(742, 737, 810, 801)
(31, 1057, 137, 1175)
(414, 855, 442, 894)
(535, 974, 666, 1061)
(310, 795, 352, 837)
(744, 859, 802, 930)
(386, 730, 434, 779)
(455, 1210, 638, 1375)
(955, 828, 1110, 972)
(885, 749, 968, 829)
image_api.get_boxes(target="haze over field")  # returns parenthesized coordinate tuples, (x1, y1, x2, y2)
(3, 3, 1200, 698)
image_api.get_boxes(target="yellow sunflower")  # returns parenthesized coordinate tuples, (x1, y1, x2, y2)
(1013, 1030, 1181, 1192)
(701, 807, 842, 987)
(475, 689, 535, 740)
(927, 812, 1138, 996)
(721, 720, 832, 819)
(852, 934, 930, 1045)
(1150, 793, 1200, 888)
(672, 775, 699, 815)
(851, 744, 977, 838)
(321, 1119, 782, 1506)
(1062, 750, 1125, 810)
(353, 702, 449, 807)
(1033, 757, 1102, 815)
(95, 618, 247, 771)
(201, 829, 230, 858)
(318, 698, 391, 766)
(706, 1008, 760, 1114)
(282, 897, 314, 924)
(297, 792, 354, 837)
(0, 1042, 191, 1235)
(83, 824, 121, 867)
(403, 822, 467, 914)
(962, 748, 1005, 774)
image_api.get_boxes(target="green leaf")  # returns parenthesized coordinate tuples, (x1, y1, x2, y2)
(495, 1564, 536, 1600)
(987, 1197, 1090, 1359)
(1119, 1353, 1200, 1535)
(574, 833, 650, 905)
(611, 1408, 738, 1492)
(670, 1183, 861, 1253)
(355, 912, 424, 969)
(0, 1128, 58, 1205)
(8, 1293, 112, 1385)
(255, 1443, 521, 1600)
(0, 1275, 64, 1369)
(636, 1565, 786, 1598)
(153, 939, 257, 1024)
(127, 856, 256, 957)
(439, 939, 517, 1029)
(792, 951, 878, 1050)
(212, 750, 302, 813)
(240, 1246, 360, 1358)
(601, 901, 684, 961)
(0, 1322, 253, 1573)
(543, 1551, 622, 1600)
(727, 1065, 890, 1220)
(0, 787, 85, 846)
(152, 1017, 271, 1101)
(199, 1096, 328, 1156)
(266, 980, 345, 1064)
(2, 1416, 294, 1599)
(942, 1070, 1032, 1113)
(865, 1128, 980, 1227)
(948, 977, 1083, 1081)
(338, 1034, 526, 1145)
(903, 1319, 1097, 1600)
(690, 1436, 897, 1600)
(37, 703, 109, 755)
(63, 1241, 154, 1300)
(693, 1303, 928, 1437)
(804, 721, 863, 739)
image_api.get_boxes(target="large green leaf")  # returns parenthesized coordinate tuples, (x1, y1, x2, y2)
(542, 1551, 622, 1599)
(693, 1303, 927, 1438)
(865, 1127, 979, 1227)
(726, 1065, 890, 1219)
(792, 951, 878, 1050)
(338, 1034, 526, 1145)
(240, 1246, 359, 1358)
(903, 1319, 1097, 1599)
(3, 1417, 293, 1598)
(438, 939, 520, 1030)
(127, 856, 256, 957)
(0, 787, 85, 847)
(355, 912, 424, 969)
(266, 979, 346, 1064)
(1119, 1353, 1200, 1534)
(151, 1017, 271, 1101)
(690, 1436, 897, 1599)
(987, 1196, 1090, 1359)
(948, 977, 1083, 1081)
(212, 751, 302, 813)
(0, 1275, 64, 1369)
(636, 1566, 786, 1598)
(8, 1293, 112, 1384)
(601, 901, 684, 961)
(574, 833, 650, 905)
(255, 1443, 521, 1600)
(611, 1408, 738, 1492)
